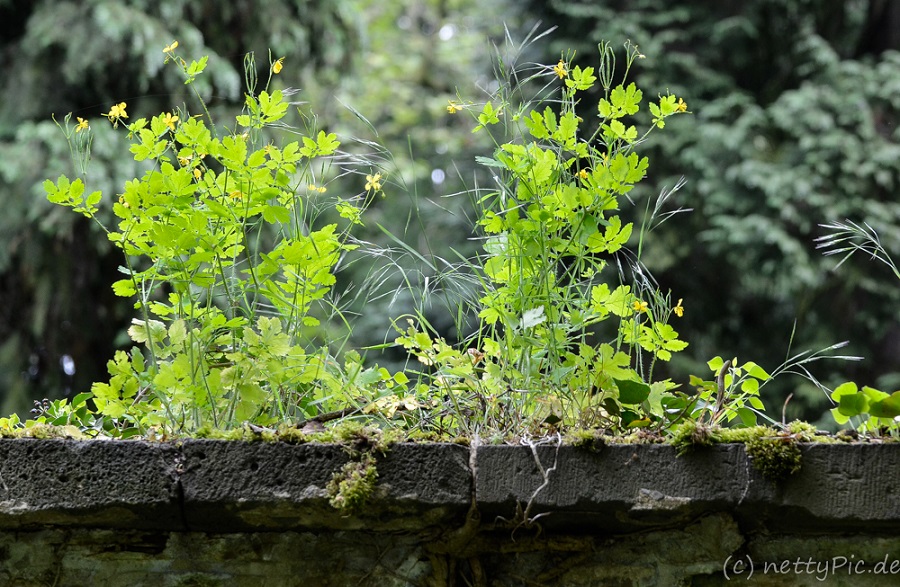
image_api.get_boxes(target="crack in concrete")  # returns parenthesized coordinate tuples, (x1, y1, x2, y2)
(172, 444, 190, 532)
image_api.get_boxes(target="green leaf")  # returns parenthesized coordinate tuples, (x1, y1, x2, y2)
(830, 407, 851, 425)
(72, 392, 93, 409)
(524, 109, 549, 139)
(861, 385, 888, 402)
(112, 279, 136, 297)
(830, 381, 858, 401)
(740, 378, 759, 394)
(625, 417, 651, 429)
(589, 283, 610, 314)
(604, 216, 632, 253)
(614, 378, 651, 405)
(594, 344, 634, 383)
(45, 175, 85, 207)
(689, 374, 714, 392)
(868, 391, 900, 418)
(656, 94, 679, 116)
(248, 148, 266, 168)
(262, 204, 291, 224)
(205, 197, 232, 218)
(259, 90, 289, 123)
(168, 320, 187, 346)
(554, 111, 579, 148)
(479, 306, 501, 325)
(742, 361, 771, 381)
(837, 393, 868, 417)
(611, 82, 642, 115)
(707, 356, 726, 373)
(131, 348, 145, 374)
(565, 65, 596, 91)
(605, 285, 633, 317)
(736, 407, 757, 427)
(185, 56, 208, 82)
(315, 130, 340, 155)
(217, 135, 248, 168)
(235, 383, 266, 420)
(258, 316, 291, 357)
(473, 101, 500, 132)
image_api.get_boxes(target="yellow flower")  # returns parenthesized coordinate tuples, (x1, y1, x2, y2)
(75, 117, 89, 133)
(162, 112, 179, 131)
(673, 298, 684, 317)
(365, 173, 382, 191)
(553, 59, 568, 79)
(446, 100, 462, 114)
(308, 183, 327, 193)
(193, 168, 202, 180)
(102, 102, 128, 127)
(632, 300, 649, 313)
(177, 155, 192, 167)
(272, 57, 284, 74)
(577, 168, 589, 181)
(676, 98, 687, 112)
(163, 40, 179, 54)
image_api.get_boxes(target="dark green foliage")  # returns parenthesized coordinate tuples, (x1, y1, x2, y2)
(531, 0, 900, 424)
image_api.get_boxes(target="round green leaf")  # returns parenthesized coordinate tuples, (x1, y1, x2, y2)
(837, 393, 868, 417)
(614, 378, 651, 405)
(868, 391, 900, 419)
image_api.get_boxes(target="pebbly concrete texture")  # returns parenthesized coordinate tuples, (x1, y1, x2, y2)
(0, 438, 182, 530)
(475, 442, 900, 534)
(179, 440, 472, 532)
(0, 438, 898, 586)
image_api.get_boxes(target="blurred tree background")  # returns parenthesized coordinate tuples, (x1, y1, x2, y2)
(1, 0, 898, 428)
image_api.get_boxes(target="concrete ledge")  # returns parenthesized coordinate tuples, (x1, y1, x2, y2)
(0, 439, 181, 530)
(476, 443, 900, 534)
(0, 439, 896, 535)
(179, 440, 472, 532)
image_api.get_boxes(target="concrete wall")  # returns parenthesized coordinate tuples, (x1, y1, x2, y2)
(0, 439, 898, 586)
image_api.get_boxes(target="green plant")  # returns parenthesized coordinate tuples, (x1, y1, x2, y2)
(395, 41, 691, 436)
(816, 220, 900, 436)
(533, 1, 900, 425)
(9, 35, 874, 444)
(685, 332, 862, 430)
(688, 357, 771, 427)
(828, 382, 900, 436)
(32, 47, 401, 437)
